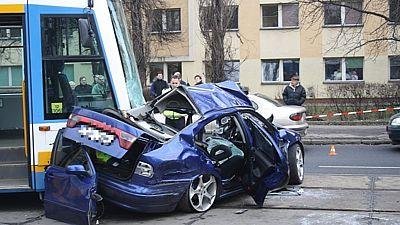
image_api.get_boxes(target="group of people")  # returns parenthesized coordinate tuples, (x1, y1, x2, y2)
(151, 70, 306, 108)
(150, 71, 203, 99)
(70, 75, 108, 96)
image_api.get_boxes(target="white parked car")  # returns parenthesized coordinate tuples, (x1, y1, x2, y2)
(248, 93, 309, 136)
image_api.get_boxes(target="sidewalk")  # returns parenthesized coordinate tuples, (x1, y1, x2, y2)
(302, 125, 391, 145)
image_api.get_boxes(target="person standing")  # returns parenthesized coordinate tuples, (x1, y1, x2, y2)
(74, 76, 92, 95)
(163, 75, 186, 130)
(173, 72, 189, 86)
(194, 74, 203, 85)
(150, 71, 169, 98)
(282, 74, 306, 106)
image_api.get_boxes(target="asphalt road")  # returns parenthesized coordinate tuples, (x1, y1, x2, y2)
(305, 144, 400, 175)
(1, 144, 400, 225)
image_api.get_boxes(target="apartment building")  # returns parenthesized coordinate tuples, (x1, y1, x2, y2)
(148, 0, 400, 99)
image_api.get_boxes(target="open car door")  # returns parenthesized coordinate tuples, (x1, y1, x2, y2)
(44, 129, 98, 225)
(240, 111, 289, 207)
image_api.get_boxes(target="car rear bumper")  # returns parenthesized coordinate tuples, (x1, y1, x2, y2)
(387, 126, 400, 144)
(98, 176, 190, 213)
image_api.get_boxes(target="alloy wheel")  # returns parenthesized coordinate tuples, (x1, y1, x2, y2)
(296, 145, 304, 181)
(189, 174, 217, 212)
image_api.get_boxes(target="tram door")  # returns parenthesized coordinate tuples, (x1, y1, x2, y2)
(0, 14, 29, 191)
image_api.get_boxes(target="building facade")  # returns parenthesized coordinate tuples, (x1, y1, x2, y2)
(148, 0, 400, 99)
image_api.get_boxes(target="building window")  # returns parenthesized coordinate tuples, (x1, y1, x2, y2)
(324, 1, 362, 26)
(0, 26, 23, 88)
(204, 60, 240, 82)
(149, 62, 182, 84)
(0, 66, 22, 87)
(389, 56, 400, 80)
(324, 57, 363, 81)
(228, 5, 239, 30)
(0, 28, 21, 39)
(261, 59, 299, 82)
(224, 60, 240, 82)
(200, 5, 239, 31)
(389, 0, 400, 23)
(262, 4, 299, 28)
(152, 9, 181, 33)
(166, 9, 181, 32)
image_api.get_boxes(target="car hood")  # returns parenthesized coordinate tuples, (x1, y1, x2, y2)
(128, 81, 252, 118)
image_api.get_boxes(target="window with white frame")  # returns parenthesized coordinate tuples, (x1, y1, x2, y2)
(261, 59, 299, 82)
(262, 4, 299, 28)
(324, 1, 363, 26)
(152, 9, 181, 33)
(389, 56, 400, 80)
(324, 57, 363, 81)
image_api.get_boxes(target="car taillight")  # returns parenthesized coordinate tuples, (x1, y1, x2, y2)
(290, 113, 303, 121)
(67, 114, 81, 128)
(119, 131, 137, 150)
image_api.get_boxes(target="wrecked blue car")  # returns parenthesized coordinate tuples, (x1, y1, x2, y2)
(43, 81, 304, 225)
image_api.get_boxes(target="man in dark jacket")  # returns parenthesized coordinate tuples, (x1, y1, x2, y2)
(282, 74, 306, 106)
(74, 76, 92, 95)
(150, 71, 169, 98)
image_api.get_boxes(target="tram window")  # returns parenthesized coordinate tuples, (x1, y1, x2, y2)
(41, 16, 117, 120)
(0, 25, 23, 89)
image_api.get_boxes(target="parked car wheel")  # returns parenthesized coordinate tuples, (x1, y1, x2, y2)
(179, 174, 218, 212)
(288, 144, 304, 185)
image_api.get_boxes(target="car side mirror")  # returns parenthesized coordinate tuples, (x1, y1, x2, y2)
(66, 165, 89, 177)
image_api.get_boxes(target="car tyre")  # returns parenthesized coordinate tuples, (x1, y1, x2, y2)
(288, 143, 304, 185)
(178, 174, 217, 213)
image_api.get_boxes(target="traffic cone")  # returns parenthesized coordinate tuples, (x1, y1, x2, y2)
(329, 145, 337, 156)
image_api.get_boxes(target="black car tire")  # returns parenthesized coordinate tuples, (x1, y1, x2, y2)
(288, 143, 304, 185)
(178, 174, 218, 213)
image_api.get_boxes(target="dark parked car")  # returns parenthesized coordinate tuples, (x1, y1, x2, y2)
(43, 81, 304, 225)
(387, 113, 400, 144)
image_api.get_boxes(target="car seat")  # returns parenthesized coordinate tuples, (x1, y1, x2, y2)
(207, 137, 244, 179)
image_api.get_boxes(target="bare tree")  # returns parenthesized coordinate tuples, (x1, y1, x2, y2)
(299, 0, 400, 56)
(123, 0, 180, 87)
(199, 0, 241, 82)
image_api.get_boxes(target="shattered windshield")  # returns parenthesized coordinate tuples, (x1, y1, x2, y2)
(107, 0, 145, 108)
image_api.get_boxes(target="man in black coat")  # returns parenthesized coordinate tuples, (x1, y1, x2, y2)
(74, 76, 92, 95)
(282, 74, 306, 106)
(150, 72, 169, 98)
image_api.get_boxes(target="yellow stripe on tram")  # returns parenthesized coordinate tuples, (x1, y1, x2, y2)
(0, 4, 24, 13)
(32, 151, 52, 172)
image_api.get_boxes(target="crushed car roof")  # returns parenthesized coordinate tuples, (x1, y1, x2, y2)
(130, 81, 252, 118)
(185, 81, 252, 115)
